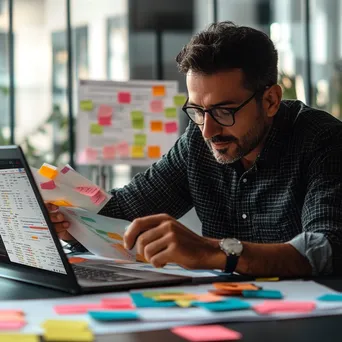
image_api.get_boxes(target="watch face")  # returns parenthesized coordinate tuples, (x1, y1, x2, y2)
(222, 238, 243, 256)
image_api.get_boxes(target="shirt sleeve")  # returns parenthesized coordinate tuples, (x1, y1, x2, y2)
(287, 232, 333, 275)
(98, 125, 193, 221)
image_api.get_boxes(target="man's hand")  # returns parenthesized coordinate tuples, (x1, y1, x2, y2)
(45, 203, 72, 241)
(124, 214, 223, 269)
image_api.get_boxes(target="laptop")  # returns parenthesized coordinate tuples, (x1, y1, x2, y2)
(0, 146, 190, 294)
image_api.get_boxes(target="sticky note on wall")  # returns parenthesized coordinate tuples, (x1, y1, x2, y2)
(118, 92, 131, 104)
(116, 142, 130, 158)
(84, 147, 98, 161)
(165, 122, 178, 133)
(131, 111, 144, 129)
(152, 85, 166, 97)
(150, 121, 163, 132)
(131, 145, 145, 158)
(103, 145, 115, 159)
(150, 100, 164, 113)
(134, 134, 147, 146)
(80, 100, 93, 111)
(165, 107, 177, 118)
(148, 146, 161, 159)
(90, 123, 104, 135)
(97, 105, 113, 126)
(173, 94, 187, 106)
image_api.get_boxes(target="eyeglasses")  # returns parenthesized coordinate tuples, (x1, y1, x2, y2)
(182, 92, 257, 127)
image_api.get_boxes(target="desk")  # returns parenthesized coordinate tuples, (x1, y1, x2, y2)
(1, 276, 342, 341)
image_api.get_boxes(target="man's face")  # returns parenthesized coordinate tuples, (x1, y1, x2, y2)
(186, 69, 272, 164)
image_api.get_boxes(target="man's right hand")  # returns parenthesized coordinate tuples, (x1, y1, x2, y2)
(45, 203, 73, 241)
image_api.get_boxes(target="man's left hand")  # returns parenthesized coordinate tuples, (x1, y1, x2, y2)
(123, 214, 222, 269)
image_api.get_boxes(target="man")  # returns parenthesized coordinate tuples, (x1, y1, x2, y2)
(50, 21, 342, 276)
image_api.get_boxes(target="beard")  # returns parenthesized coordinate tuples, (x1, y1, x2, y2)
(205, 110, 271, 165)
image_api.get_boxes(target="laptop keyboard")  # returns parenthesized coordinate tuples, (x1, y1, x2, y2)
(72, 264, 141, 283)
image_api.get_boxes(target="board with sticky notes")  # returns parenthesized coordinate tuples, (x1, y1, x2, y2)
(77, 79, 186, 166)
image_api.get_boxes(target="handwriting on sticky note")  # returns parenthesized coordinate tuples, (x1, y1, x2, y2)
(134, 134, 147, 146)
(103, 145, 115, 159)
(80, 100, 93, 111)
(75, 186, 100, 197)
(40, 180, 56, 190)
(38, 163, 58, 180)
(253, 301, 316, 315)
(118, 91, 131, 104)
(148, 146, 161, 159)
(150, 121, 163, 132)
(152, 85, 166, 97)
(165, 107, 177, 118)
(171, 325, 242, 341)
(150, 100, 164, 113)
(90, 123, 104, 135)
(131, 145, 144, 158)
(165, 122, 178, 133)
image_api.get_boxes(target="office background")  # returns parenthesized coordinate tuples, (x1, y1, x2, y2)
(0, 0, 341, 192)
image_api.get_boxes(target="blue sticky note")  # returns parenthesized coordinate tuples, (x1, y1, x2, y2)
(193, 298, 251, 312)
(89, 311, 139, 321)
(317, 294, 342, 301)
(242, 289, 283, 299)
(130, 293, 177, 308)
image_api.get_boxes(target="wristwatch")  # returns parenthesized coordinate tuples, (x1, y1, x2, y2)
(219, 238, 243, 273)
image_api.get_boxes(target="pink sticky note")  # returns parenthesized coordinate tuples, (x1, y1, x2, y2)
(91, 191, 106, 205)
(98, 104, 113, 118)
(61, 166, 71, 174)
(118, 92, 131, 104)
(40, 180, 56, 190)
(165, 122, 178, 133)
(0, 310, 24, 316)
(150, 100, 164, 113)
(0, 320, 26, 330)
(116, 142, 130, 158)
(171, 325, 242, 341)
(75, 186, 100, 197)
(102, 297, 135, 309)
(54, 303, 105, 315)
(84, 148, 98, 162)
(103, 145, 115, 160)
(253, 301, 316, 315)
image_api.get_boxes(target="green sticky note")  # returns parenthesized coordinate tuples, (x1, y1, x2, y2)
(80, 100, 93, 111)
(96, 229, 107, 235)
(90, 123, 104, 135)
(165, 107, 177, 118)
(81, 216, 96, 223)
(132, 119, 145, 129)
(173, 94, 187, 106)
(130, 110, 143, 120)
(134, 134, 147, 146)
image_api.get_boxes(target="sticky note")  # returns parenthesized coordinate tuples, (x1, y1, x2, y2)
(142, 291, 185, 298)
(173, 94, 187, 106)
(130, 293, 177, 308)
(50, 200, 73, 207)
(90, 191, 106, 205)
(165, 121, 178, 133)
(89, 311, 139, 321)
(0, 334, 39, 342)
(253, 301, 316, 315)
(43, 330, 94, 342)
(194, 293, 224, 303)
(171, 325, 242, 341)
(131, 145, 145, 158)
(98, 115, 112, 126)
(68, 257, 86, 264)
(38, 163, 58, 180)
(134, 134, 147, 146)
(80, 100, 93, 111)
(154, 294, 197, 301)
(131, 110, 143, 120)
(103, 145, 115, 159)
(107, 232, 123, 241)
(54, 303, 104, 315)
(97, 104, 113, 126)
(132, 119, 145, 129)
(317, 294, 342, 301)
(84, 148, 98, 161)
(40, 180, 56, 190)
(255, 277, 280, 282)
(193, 299, 251, 312)
(0, 310, 24, 316)
(165, 107, 177, 118)
(89, 123, 104, 135)
(116, 142, 130, 158)
(61, 166, 71, 174)
(242, 289, 283, 299)
(81, 216, 96, 223)
(118, 91, 131, 104)
(213, 282, 259, 292)
(148, 146, 161, 159)
(42, 319, 89, 330)
(101, 297, 134, 309)
(75, 186, 100, 197)
(150, 121, 163, 132)
(0, 320, 26, 330)
(176, 300, 193, 308)
(152, 85, 166, 97)
(150, 100, 164, 113)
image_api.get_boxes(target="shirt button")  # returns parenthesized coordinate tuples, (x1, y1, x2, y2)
(242, 214, 247, 219)
(242, 178, 247, 183)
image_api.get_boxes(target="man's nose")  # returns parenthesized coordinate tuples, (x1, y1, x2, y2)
(201, 112, 222, 140)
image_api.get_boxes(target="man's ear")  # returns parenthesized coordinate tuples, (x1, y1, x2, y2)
(263, 84, 282, 118)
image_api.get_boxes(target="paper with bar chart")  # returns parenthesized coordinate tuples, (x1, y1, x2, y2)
(77, 79, 186, 166)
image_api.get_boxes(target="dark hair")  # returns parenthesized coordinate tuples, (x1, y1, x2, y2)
(176, 21, 278, 92)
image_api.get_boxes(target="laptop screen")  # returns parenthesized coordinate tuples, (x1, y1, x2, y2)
(0, 158, 67, 275)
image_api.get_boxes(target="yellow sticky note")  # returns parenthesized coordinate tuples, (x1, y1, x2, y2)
(43, 331, 93, 342)
(165, 107, 177, 118)
(90, 123, 104, 135)
(42, 320, 89, 331)
(80, 100, 93, 111)
(255, 277, 280, 282)
(38, 163, 58, 180)
(148, 146, 161, 159)
(134, 134, 147, 146)
(143, 291, 184, 298)
(176, 300, 192, 308)
(154, 294, 197, 301)
(50, 200, 73, 207)
(107, 232, 123, 241)
(0, 334, 39, 342)
(152, 85, 166, 97)
(131, 145, 144, 158)
(173, 94, 187, 106)
(150, 121, 163, 132)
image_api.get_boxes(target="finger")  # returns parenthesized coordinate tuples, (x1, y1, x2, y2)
(149, 247, 173, 268)
(143, 234, 170, 262)
(135, 227, 166, 256)
(49, 213, 65, 223)
(58, 230, 73, 241)
(45, 202, 59, 212)
(54, 222, 70, 234)
(124, 214, 172, 249)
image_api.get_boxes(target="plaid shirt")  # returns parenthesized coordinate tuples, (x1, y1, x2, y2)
(99, 100, 342, 275)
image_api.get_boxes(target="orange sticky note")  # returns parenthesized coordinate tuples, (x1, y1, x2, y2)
(152, 85, 166, 97)
(40, 180, 56, 190)
(50, 200, 73, 207)
(68, 257, 86, 264)
(74, 186, 100, 197)
(148, 146, 161, 159)
(38, 164, 58, 180)
(150, 121, 163, 132)
(171, 325, 242, 341)
(107, 232, 123, 241)
(103, 145, 115, 159)
(194, 293, 224, 302)
(0, 310, 24, 316)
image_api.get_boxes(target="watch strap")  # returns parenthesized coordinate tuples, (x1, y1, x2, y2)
(224, 254, 239, 273)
